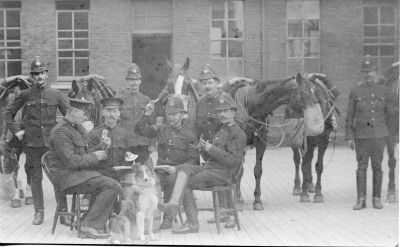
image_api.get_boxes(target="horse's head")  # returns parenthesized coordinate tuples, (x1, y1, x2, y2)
(286, 73, 320, 118)
(67, 77, 103, 126)
(165, 57, 192, 94)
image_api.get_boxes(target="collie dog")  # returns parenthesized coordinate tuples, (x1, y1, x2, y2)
(110, 162, 158, 243)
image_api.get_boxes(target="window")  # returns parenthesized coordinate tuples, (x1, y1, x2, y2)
(211, 0, 244, 77)
(286, 0, 320, 75)
(132, 0, 172, 34)
(363, 0, 397, 73)
(0, 5, 21, 78)
(56, 1, 89, 79)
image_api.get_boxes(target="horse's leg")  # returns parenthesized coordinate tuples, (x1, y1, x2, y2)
(292, 147, 302, 195)
(386, 136, 397, 203)
(300, 139, 314, 202)
(314, 134, 329, 203)
(235, 163, 244, 205)
(253, 141, 266, 210)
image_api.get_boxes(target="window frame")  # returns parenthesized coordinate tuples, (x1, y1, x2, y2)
(131, 0, 173, 34)
(286, 0, 321, 75)
(56, 9, 90, 82)
(0, 7, 21, 78)
(210, 0, 244, 78)
(362, 2, 398, 73)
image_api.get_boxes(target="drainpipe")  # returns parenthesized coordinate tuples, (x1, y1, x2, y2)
(262, 0, 265, 79)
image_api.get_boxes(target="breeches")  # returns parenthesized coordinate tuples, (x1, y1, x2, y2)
(24, 146, 48, 211)
(355, 137, 385, 172)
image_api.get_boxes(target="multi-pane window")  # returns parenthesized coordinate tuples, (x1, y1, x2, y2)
(0, 7, 21, 78)
(132, 0, 172, 33)
(287, 0, 320, 75)
(363, 0, 397, 73)
(56, 1, 89, 78)
(211, 0, 244, 77)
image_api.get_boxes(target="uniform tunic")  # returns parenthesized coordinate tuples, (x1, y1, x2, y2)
(118, 89, 151, 162)
(88, 124, 130, 180)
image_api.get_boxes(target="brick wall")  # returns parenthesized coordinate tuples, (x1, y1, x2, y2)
(321, 0, 363, 141)
(21, 0, 57, 84)
(244, 0, 263, 79)
(264, 0, 287, 79)
(172, 0, 210, 80)
(90, 0, 132, 89)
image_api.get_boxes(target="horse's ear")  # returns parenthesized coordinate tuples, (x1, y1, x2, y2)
(71, 80, 79, 93)
(182, 57, 190, 72)
(166, 59, 173, 72)
(87, 79, 94, 91)
(296, 73, 303, 85)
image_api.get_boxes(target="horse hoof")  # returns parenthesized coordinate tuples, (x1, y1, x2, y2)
(253, 201, 264, 210)
(386, 192, 397, 203)
(313, 194, 324, 203)
(292, 187, 301, 196)
(300, 194, 311, 203)
(11, 199, 21, 208)
(308, 183, 315, 193)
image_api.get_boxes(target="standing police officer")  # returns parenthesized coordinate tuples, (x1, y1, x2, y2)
(117, 63, 152, 165)
(346, 55, 397, 210)
(4, 56, 69, 224)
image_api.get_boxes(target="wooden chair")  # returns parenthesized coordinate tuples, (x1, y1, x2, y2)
(41, 151, 86, 234)
(195, 165, 243, 234)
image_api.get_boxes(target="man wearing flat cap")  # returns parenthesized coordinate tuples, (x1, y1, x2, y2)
(48, 98, 122, 239)
(134, 95, 200, 230)
(346, 55, 397, 210)
(88, 97, 130, 180)
(117, 63, 153, 165)
(158, 93, 247, 234)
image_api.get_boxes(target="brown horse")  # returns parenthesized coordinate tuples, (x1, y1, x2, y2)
(380, 61, 399, 203)
(223, 73, 318, 210)
(286, 73, 340, 203)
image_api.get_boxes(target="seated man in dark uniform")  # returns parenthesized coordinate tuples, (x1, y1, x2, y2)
(158, 93, 247, 234)
(48, 98, 122, 239)
(88, 97, 130, 181)
(134, 95, 200, 230)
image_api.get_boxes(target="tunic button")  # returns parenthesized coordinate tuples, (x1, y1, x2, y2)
(372, 118, 374, 121)
(371, 110, 374, 112)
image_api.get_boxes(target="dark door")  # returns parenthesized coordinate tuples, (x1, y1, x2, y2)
(132, 34, 171, 98)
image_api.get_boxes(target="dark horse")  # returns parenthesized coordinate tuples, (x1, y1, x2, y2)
(67, 74, 116, 126)
(286, 73, 340, 203)
(381, 61, 399, 203)
(223, 73, 317, 210)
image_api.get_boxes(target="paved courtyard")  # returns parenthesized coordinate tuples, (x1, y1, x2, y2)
(0, 145, 398, 246)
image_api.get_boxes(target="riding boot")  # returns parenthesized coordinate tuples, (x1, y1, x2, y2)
(372, 169, 383, 209)
(158, 171, 188, 218)
(353, 170, 366, 210)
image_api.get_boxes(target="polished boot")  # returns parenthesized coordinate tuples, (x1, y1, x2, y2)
(353, 170, 366, 210)
(172, 222, 199, 234)
(25, 197, 34, 205)
(159, 214, 173, 230)
(32, 210, 44, 225)
(372, 170, 383, 209)
(60, 215, 72, 226)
